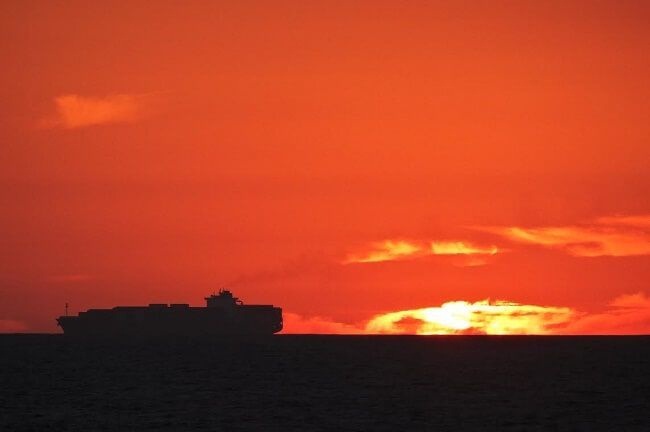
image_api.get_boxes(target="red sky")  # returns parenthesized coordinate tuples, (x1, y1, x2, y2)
(2, 1, 650, 334)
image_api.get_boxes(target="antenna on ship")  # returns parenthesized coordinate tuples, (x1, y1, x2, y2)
(65, 302, 68, 317)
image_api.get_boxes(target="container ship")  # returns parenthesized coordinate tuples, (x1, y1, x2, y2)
(56, 289, 283, 338)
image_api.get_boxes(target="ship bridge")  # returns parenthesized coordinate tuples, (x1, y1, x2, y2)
(205, 289, 243, 308)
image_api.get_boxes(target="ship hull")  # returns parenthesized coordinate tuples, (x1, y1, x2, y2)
(57, 306, 283, 338)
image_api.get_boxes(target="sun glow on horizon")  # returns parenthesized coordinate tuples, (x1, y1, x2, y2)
(283, 292, 650, 335)
(365, 300, 575, 335)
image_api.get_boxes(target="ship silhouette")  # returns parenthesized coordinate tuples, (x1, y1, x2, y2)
(56, 289, 283, 338)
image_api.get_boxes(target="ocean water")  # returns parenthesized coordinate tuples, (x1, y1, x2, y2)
(1, 335, 649, 431)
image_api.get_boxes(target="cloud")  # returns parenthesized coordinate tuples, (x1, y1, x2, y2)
(478, 214, 650, 257)
(42, 93, 152, 129)
(343, 215, 650, 263)
(609, 292, 650, 308)
(559, 292, 650, 335)
(282, 292, 650, 335)
(344, 239, 499, 264)
(0, 319, 28, 333)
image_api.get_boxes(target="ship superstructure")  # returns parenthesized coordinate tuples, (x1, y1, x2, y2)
(57, 289, 283, 337)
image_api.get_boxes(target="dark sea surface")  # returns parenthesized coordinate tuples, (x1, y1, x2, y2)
(1, 335, 649, 431)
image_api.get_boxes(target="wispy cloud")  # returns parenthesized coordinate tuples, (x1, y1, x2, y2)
(431, 241, 498, 256)
(344, 239, 499, 264)
(282, 292, 650, 335)
(344, 240, 424, 264)
(559, 292, 650, 335)
(478, 214, 650, 257)
(42, 93, 152, 129)
(609, 292, 650, 308)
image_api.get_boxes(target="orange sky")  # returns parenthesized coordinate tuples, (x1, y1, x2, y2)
(1, 1, 650, 334)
